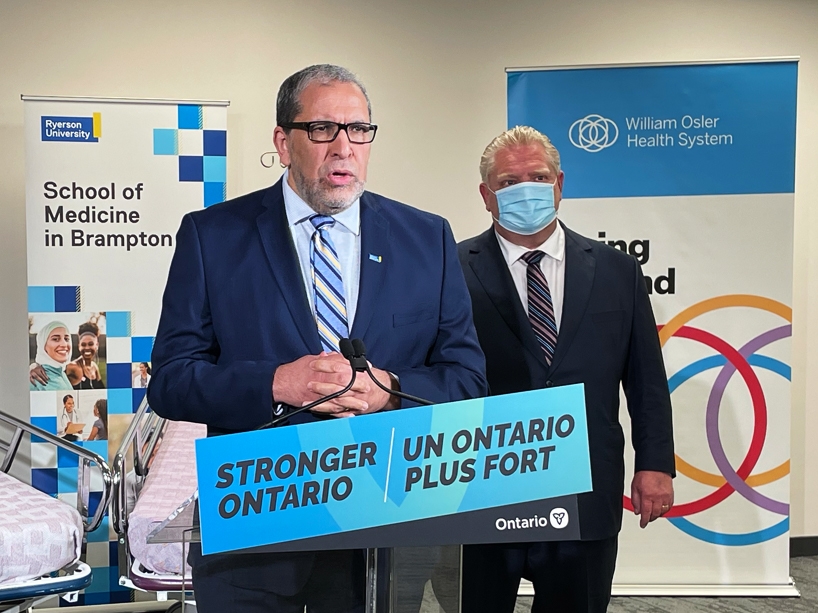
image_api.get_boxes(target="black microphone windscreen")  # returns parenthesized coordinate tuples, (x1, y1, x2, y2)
(351, 338, 367, 357)
(339, 338, 355, 360)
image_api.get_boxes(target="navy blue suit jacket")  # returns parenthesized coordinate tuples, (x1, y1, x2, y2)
(458, 225, 674, 541)
(147, 179, 487, 595)
(149, 178, 486, 430)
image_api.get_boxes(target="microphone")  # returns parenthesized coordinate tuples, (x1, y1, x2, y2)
(341, 338, 368, 372)
(256, 339, 359, 430)
(349, 338, 433, 406)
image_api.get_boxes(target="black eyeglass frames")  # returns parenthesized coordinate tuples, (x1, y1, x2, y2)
(280, 121, 378, 144)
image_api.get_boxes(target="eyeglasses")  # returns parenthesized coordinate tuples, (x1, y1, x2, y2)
(280, 121, 378, 144)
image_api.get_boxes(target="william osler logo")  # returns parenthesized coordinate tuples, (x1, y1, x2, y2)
(569, 114, 618, 152)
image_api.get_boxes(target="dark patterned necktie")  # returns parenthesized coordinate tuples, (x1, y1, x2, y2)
(521, 250, 557, 364)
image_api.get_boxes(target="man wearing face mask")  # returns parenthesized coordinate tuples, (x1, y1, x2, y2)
(457, 126, 674, 613)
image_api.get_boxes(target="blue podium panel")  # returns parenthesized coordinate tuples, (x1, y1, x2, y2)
(197, 385, 592, 555)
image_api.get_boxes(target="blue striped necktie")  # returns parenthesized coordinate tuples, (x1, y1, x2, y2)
(310, 215, 349, 352)
(521, 250, 557, 365)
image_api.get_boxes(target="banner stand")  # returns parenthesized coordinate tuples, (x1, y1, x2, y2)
(507, 58, 798, 597)
(23, 94, 229, 605)
(521, 581, 800, 598)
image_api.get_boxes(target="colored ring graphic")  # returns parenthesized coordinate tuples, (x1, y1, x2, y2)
(659, 325, 767, 518)
(623, 295, 791, 546)
(707, 326, 790, 515)
(669, 353, 790, 488)
(668, 354, 790, 489)
(666, 517, 790, 547)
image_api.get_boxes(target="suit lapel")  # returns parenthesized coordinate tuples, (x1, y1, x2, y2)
(549, 224, 596, 373)
(256, 180, 322, 353)
(468, 229, 550, 371)
(349, 192, 389, 342)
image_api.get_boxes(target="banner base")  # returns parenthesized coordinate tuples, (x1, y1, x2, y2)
(519, 579, 800, 597)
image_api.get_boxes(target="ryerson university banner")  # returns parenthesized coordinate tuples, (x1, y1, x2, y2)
(507, 60, 798, 594)
(23, 96, 228, 605)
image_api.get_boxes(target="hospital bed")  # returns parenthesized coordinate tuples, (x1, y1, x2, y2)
(112, 399, 205, 612)
(0, 409, 112, 613)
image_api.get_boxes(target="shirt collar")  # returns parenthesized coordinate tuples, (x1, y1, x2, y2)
(282, 170, 361, 235)
(495, 221, 565, 266)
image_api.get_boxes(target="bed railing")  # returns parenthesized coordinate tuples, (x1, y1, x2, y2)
(0, 409, 112, 533)
(111, 396, 168, 577)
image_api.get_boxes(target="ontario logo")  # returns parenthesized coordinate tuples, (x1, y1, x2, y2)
(41, 113, 101, 142)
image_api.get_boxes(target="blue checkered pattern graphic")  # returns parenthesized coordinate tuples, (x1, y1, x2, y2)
(27, 307, 155, 605)
(28, 286, 82, 312)
(152, 105, 227, 207)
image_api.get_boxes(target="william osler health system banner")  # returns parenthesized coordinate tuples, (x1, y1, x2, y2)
(24, 96, 228, 605)
(508, 60, 797, 591)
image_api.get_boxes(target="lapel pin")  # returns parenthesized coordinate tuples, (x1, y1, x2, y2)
(369, 254, 382, 263)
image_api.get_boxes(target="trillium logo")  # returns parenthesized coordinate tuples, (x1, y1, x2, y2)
(549, 507, 569, 529)
(569, 114, 618, 152)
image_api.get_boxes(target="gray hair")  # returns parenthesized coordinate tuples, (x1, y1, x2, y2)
(479, 125, 561, 183)
(276, 64, 371, 127)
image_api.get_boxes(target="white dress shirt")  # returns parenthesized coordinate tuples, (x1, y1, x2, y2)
(282, 171, 362, 327)
(495, 223, 566, 332)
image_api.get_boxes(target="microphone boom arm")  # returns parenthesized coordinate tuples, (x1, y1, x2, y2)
(363, 363, 433, 406)
(350, 338, 433, 406)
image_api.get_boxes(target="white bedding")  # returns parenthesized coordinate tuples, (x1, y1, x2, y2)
(128, 420, 205, 575)
(0, 471, 83, 586)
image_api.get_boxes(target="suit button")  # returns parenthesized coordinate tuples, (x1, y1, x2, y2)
(545, 380, 553, 387)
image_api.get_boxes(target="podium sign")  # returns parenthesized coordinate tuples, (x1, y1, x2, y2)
(196, 385, 592, 555)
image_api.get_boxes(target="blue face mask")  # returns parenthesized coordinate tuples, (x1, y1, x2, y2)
(491, 181, 557, 235)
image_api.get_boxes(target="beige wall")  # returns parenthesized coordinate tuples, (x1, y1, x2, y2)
(1, 0, 816, 536)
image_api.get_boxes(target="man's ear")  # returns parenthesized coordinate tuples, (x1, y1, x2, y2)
(273, 126, 291, 167)
(479, 183, 492, 212)
(554, 171, 565, 211)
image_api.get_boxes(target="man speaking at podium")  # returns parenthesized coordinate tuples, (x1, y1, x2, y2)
(458, 126, 675, 613)
(148, 64, 486, 612)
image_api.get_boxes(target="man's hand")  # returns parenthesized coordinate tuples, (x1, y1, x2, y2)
(631, 470, 674, 529)
(273, 353, 371, 410)
(308, 353, 398, 417)
(29, 363, 49, 387)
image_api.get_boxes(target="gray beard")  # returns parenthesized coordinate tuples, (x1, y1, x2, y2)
(291, 167, 364, 215)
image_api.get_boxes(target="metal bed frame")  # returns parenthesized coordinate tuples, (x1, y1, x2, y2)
(112, 398, 194, 612)
(0, 409, 112, 613)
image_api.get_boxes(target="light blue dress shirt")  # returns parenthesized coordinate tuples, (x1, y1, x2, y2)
(282, 171, 361, 328)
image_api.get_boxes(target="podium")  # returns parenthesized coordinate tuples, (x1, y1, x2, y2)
(149, 501, 461, 612)
(370, 546, 461, 613)
(177, 385, 590, 611)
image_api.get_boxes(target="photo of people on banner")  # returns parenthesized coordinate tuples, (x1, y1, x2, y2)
(28, 309, 154, 461)
(29, 312, 107, 391)
(132, 361, 151, 389)
(56, 390, 107, 443)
